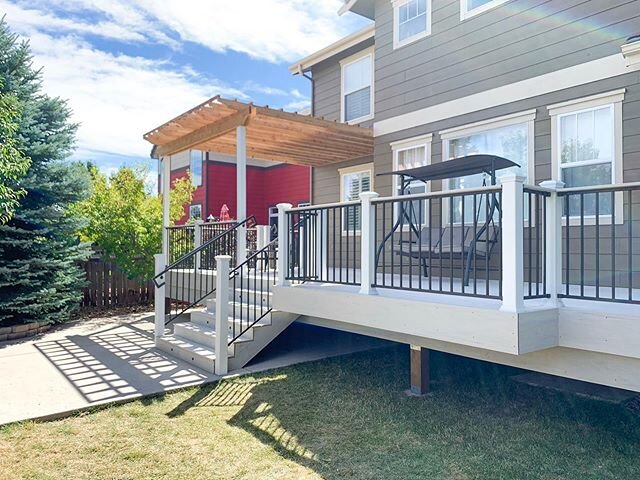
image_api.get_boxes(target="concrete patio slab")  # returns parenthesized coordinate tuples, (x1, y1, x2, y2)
(0, 313, 391, 425)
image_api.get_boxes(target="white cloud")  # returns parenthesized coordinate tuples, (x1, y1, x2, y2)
(25, 32, 246, 159)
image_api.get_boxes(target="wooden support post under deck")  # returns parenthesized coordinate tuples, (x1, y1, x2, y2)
(410, 345, 430, 395)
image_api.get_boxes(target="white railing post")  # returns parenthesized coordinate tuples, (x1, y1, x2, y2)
(194, 220, 203, 271)
(154, 253, 166, 340)
(256, 225, 270, 270)
(214, 255, 230, 376)
(540, 180, 565, 306)
(499, 175, 525, 313)
(359, 191, 380, 295)
(276, 203, 293, 286)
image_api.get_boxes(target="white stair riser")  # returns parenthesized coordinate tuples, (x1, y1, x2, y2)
(189, 312, 260, 341)
(157, 337, 216, 373)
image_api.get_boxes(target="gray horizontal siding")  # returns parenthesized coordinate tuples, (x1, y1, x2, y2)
(373, 0, 640, 122)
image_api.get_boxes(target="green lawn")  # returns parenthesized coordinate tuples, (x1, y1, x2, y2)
(1, 346, 639, 480)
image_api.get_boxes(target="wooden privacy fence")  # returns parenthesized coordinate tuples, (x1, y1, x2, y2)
(81, 256, 154, 309)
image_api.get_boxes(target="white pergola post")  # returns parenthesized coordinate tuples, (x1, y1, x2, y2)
(500, 175, 525, 313)
(236, 126, 247, 265)
(359, 191, 379, 295)
(539, 180, 565, 306)
(276, 203, 293, 286)
(162, 156, 171, 258)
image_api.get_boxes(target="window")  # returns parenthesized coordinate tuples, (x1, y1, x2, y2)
(341, 49, 374, 124)
(394, 0, 431, 49)
(189, 204, 202, 221)
(441, 110, 535, 223)
(548, 89, 624, 220)
(460, 0, 508, 20)
(339, 164, 373, 232)
(190, 150, 203, 187)
(391, 134, 432, 226)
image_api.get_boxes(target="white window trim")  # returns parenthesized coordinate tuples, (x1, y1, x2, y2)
(548, 89, 625, 225)
(440, 109, 536, 226)
(340, 47, 375, 125)
(391, 134, 433, 228)
(460, 0, 509, 21)
(338, 163, 374, 235)
(189, 204, 202, 220)
(393, 0, 432, 50)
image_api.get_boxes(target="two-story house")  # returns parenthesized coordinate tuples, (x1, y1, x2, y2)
(148, 1, 640, 396)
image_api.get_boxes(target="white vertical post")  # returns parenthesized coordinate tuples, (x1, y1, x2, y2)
(540, 180, 565, 306)
(154, 253, 166, 340)
(359, 191, 380, 295)
(236, 126, 247, 265)
(162, 156, 171, 259)
(194, 219, 203, 271)
(500, 175, 525, 313)
(214, 255, 231, 375)
(256, 225, 270, 270)
(276, 203, 293, 286)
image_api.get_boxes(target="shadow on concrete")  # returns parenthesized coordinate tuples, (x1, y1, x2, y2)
(34, 321, 211, 404)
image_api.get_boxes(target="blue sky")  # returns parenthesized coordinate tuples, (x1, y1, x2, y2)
(2, 0, 370, 179)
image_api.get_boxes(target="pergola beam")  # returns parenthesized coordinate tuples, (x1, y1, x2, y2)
(155, 107, 251, 157)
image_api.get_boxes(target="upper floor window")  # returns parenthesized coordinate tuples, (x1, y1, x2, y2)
(341, 49, 374, 124)
(460, 0, 508, 20)
(393, 0, 431, 49)
(189, 204, 202, 221)
(548, 89, 625, 220)
(190, 150, 203, 187)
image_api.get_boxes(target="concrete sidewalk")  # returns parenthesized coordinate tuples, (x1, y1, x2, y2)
(0, 313, 390, 425)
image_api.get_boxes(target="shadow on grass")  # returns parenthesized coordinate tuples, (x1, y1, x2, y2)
(166, 346, 640, 479)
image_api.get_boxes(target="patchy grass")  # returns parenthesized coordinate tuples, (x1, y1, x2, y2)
(1, 346, 639, 480)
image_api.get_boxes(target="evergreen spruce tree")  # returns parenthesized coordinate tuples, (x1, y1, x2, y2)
(0, 18, 91, 326)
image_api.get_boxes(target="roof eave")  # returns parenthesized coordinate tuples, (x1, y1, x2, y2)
(338, 0, 375, 19)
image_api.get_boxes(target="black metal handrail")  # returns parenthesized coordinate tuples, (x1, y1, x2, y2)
(523, 187, 550, 300)
(154, 216, 256, 326)
(228, 239, 278, 345)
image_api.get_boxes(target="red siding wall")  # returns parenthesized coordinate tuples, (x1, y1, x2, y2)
(171, 162, 310, 225)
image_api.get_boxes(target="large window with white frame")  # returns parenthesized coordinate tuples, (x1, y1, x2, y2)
(190, 150, 203, 187)
(339, 164, 373, 232)
(391, 134, 432, 226)
(393, 0, 432, 49)
(548, 89, 624, 219)
(441, 110, 535, 224)
(341, 49, 374, 124)
(460, 0, 508, 20)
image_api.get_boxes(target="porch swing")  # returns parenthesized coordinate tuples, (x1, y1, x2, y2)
(377, 154, 519, 286)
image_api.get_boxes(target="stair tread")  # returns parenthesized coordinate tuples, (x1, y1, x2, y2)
(160, 334, 216, 359)
(176, 322, 254, 341)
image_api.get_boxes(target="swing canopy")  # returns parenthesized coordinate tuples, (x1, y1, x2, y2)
(379, 154, 519, 185)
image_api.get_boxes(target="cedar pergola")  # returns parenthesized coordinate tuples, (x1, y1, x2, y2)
(143, 96, 373, 167)
(144, 96, 373, 262)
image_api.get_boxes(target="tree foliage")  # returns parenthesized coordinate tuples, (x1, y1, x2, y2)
(0, 89, 30, 223)
(0, 18, 91, 326)
(76, 166, 194, 280)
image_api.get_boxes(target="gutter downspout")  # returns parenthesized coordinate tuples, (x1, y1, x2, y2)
(298, 65, 315, 204)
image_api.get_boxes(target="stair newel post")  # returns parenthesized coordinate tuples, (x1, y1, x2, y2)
(539, 180, 565, 306)
(276, 203, 293, 287)
(154, 253, 166, 340)
(215, 255, 231, 375)
(499, 175, 525, 313)
(359, 191, 380, 295)
(194, 220, 203, 272)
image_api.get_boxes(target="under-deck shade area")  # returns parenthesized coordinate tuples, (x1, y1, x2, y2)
(143, 96, 373, 166)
